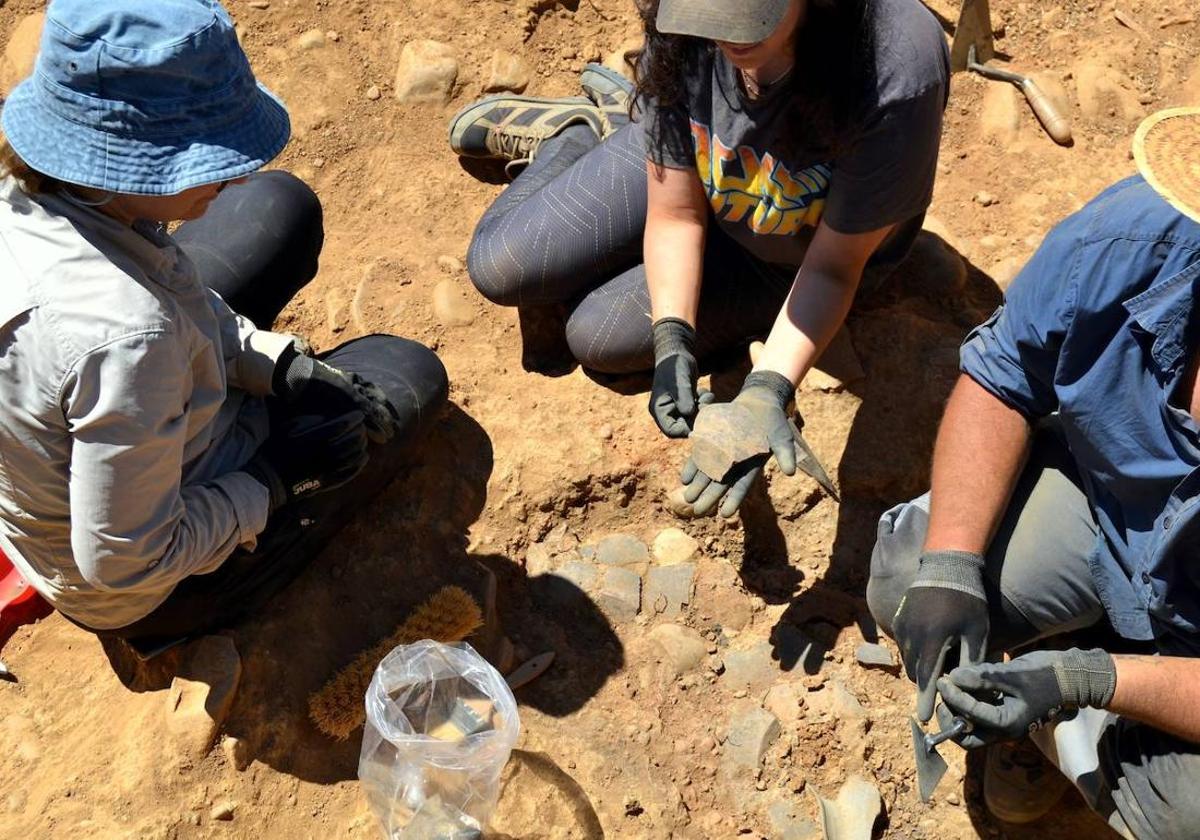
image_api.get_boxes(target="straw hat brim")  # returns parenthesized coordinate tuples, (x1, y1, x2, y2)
(1133, 107, 1200, 225)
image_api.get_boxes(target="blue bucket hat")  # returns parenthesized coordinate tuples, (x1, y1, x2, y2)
(1, 0, 290, 195)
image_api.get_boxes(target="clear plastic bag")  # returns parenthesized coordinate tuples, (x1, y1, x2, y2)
(358, 641, 520, 839)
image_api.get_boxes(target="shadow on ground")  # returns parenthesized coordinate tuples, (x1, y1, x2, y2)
(104, 403, 621, 785)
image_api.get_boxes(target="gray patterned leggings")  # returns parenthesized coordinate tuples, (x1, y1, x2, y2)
(465, 121, 795, 374)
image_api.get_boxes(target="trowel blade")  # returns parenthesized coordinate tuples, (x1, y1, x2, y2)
(950, 0, 995, 72)
(911, 717, 949, 803)
(789, 420, 839, 501)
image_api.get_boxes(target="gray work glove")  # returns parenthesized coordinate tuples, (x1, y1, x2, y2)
(680, 370, 808, 518)
(649, 318, 713, 438)
(892, 550, 990, 722)
(244, 410, 370, 513)
(273, 347, 399, 444)
(936, 648, 1117, 747)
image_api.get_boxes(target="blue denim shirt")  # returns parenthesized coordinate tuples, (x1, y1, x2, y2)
(961, 175, 1200, 647)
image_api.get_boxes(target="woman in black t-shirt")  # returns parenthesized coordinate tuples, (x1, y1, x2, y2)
(450, 0, 948, 516)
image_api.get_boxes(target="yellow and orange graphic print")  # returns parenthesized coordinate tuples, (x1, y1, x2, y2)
(691, 118, 830, 236)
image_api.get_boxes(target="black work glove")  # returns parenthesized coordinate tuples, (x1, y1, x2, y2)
(244, 410, 370, 512)
(680, 370, 815, 518)
(273, 346, 399, 444)
(935, 648, 1117, 747)
(893, 550, 990, 722)
(649, 318, 713, 438)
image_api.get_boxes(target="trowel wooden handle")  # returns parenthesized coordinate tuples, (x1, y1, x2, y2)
(1019, 77, 1072, 146)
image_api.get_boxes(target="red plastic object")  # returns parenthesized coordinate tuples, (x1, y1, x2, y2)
(1, 547, 48, 659)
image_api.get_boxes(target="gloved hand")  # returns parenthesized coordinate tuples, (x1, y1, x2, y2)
(244, 410, 370, 512)
(680, 370, 815, 518)
(649, 318, 713, 438)
(273, 347, 399, 444)
(892, 550, 990, 722)
(935, 648, 1117, 746)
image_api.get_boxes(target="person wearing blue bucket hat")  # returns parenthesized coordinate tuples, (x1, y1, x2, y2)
(0, 0, 448, 650)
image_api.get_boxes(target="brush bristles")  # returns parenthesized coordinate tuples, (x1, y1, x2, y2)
(308, 585, 484, 740)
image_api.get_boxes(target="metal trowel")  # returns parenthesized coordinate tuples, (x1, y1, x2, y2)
(911, 715, 971, 802)
(950, 0, 1073, 146)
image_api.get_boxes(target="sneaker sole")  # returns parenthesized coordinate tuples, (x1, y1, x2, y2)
(580, 63, 634, 101)
(448, 95, 601, 157)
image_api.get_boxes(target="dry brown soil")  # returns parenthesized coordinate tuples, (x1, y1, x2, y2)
(1, 0, 1198, 838)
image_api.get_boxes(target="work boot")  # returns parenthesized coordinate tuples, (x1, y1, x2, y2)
(983, 737, 1072, 823)
(448, 95, 606, 175)
(580, 63, 635, 133)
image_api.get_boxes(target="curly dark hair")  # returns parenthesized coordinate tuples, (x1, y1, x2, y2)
(634, 0, 878, 161)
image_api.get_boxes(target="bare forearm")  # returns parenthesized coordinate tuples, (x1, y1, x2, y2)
(645, 213, 705, 324)
(1110, 655, 1200, 744)
(754, 265, 858, 384)
(924, 376, 1032, 554)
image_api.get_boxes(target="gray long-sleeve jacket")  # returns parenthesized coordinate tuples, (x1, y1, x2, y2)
(0, 177, 294, 630)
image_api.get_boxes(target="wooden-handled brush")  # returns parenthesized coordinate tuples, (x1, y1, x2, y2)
(309, 585, 484, 740)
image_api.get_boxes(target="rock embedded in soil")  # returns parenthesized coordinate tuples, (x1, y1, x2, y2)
(763, 682, 804, 725)
(210, 801, 236, 821)
(722, 642, 781, 694)
(643, 563, 695, 618)
(1074, 61, 1142, 122)
(814, 775, 881, 840)
(431, 279, 475, 327)
(395, 40, 458, 105)
(980, 82, 1021, 144)
(164, 636, 242, 762)
(483, 50, 530, 93)
(766, 797, 821, 840)
(722, 702, 781, 770)
(595, 533, 649, 568)
(597, 566, 641, 622)
(854, 642, 898, 673)
(648, 623, 707, 676)
(830, 680, 867, 721)
(548, 559, 600, 594)
(652, 527, 699, 565)
(693, 562, 752, 631)
(295, 28, 325, 50)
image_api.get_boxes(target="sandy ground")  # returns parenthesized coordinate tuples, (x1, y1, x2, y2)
(1, 0, 1198, 838)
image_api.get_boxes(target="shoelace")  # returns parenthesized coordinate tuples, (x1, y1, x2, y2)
(491, 127, 543, 164)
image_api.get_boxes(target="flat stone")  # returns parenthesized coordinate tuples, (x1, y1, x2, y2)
(773, 624, 826, 675)
(550, 559, 600, 593)
(483, 50, 530, 93)
(762, 682, 803, 725)
(395, 40, 458, 105)
(693, 563, 752, 632)
(766, 798, 820, 840)
(691, 402, 770, 481)
(648, 623, 707, 676)
(854, 642, 898, 673)
(431, 279, 475, 327)
(722, 703, 780, 770)
(652, 527, 699, 565)
(643, 563, 695, 618)
(164, 636, 241, 761)
(722, 642, 780, 694)
(597, 566, 641, 623)
(595, 533, 649, 568)
(814, 776, 881, 840)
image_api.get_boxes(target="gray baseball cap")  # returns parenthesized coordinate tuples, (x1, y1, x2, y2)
(656, 0, 790, 44)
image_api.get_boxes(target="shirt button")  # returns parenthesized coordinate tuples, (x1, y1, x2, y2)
(1163, 516, 1173, 530)
(1142, 571, 1152, 584)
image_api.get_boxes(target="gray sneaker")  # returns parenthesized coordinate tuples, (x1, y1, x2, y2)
(448, 94, 606, 173)
(580, 63, 635, 133)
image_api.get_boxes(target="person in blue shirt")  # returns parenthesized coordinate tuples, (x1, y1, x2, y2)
(867, 107, 1200, 838)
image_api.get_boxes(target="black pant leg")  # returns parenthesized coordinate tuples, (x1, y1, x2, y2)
(103, 336, 448, 643)
(174, 170, 324, 328)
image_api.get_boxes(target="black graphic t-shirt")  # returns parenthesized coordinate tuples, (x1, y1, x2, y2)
(645, 0, 949, 268)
